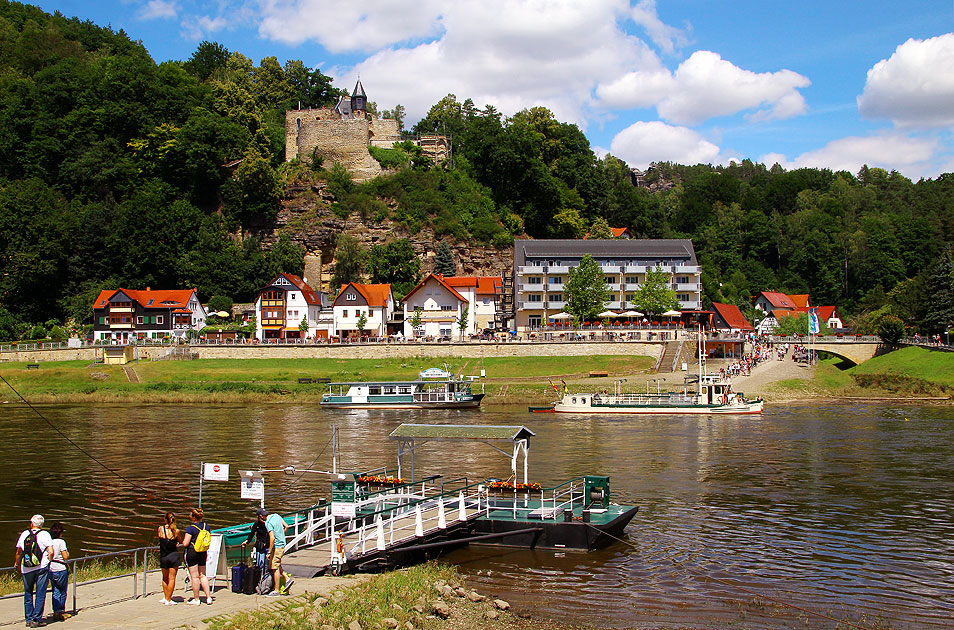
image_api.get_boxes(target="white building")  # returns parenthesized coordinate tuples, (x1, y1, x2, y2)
(255, 273, 329, 340)
(332, 282, 395, 339)
(511, 239, 702, 331)
(402, 274, 502, 339)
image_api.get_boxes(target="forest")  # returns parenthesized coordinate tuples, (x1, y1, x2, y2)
(1, 0, 953, 341)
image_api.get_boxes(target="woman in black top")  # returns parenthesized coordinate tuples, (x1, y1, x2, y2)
(157, 513, 180, 605)
(181, 507, 213, 605)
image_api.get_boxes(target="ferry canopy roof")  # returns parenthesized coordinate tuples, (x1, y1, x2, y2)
(389, 424, 535, 483)
(389, 424, 535, 442)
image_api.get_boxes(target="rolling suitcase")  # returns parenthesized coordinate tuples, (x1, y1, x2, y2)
(231, 563, 247, 593)
(243, 564, 262, 595)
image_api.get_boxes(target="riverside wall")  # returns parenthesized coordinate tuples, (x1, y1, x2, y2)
(1, 341, 664, 363)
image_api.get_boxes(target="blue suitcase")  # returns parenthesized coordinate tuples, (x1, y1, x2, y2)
(231, 563, 247, 593)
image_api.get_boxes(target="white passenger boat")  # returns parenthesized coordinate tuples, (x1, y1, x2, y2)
(320, 368, 485, 409)
(535, 333, 763, 415)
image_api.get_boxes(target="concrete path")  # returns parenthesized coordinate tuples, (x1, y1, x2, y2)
(0, 569, 356, 629)
(732, 356, 814, 397)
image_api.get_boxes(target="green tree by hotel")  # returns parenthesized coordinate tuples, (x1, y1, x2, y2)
(632, 267, 679, 317)
(564, 255, 610, 325)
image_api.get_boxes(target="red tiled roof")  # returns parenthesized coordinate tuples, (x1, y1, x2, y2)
(92, 288, 197, 309)
(403, 274, 467, 303)
(276, 273, 322, 306)
(793, 305, 838, 320)
(759, 291, 796, 309)
(711, 302, 754, 331)
(443, 275, 502, 296)
(611, 227, 632, 238)
(336, 283, 393, 307)
(789, 294, 810, 308)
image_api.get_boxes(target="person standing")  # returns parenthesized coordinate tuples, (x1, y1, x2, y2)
(180, 508, 213, 605)
(241, 508, 269, 569)
(48, 523, 71, 621)
(264, 510, 294, 596)
(157, 513, 180, 605)
(15, 514, 53, 628)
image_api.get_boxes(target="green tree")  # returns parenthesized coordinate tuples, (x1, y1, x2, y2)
(299, 316, 309, 334)
(266, 233, 305, 278)
(564, 255, 610, 325)
(878, 314, 905, 344)
(207, 295, 233, 315)
(457, 304, 469, 339)
(356, 313, 367, 337)
(331, 233, 365, 289)
(434, 241, 456, 276)
(588, 216, 613, 239)
(632, 267, 679, 317)
(922, 249, 954, 334)
(183, 41, 230, 80)
(549, 208, 586, 238)
(221, 146, 282, 230)
(367, 238, 421, 299)
(381, 104, 406, 131)
(410, 306, 423, 335)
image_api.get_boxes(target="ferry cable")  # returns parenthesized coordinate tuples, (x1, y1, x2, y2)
(584, 523, 881, 630)
(0, 373, 162, 500)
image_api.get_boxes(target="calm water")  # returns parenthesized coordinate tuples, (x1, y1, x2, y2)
(1, 402, 952, 628)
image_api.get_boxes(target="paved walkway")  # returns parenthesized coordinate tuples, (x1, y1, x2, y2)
(732, 356, 814, 396)
(0, 569, 356, 629)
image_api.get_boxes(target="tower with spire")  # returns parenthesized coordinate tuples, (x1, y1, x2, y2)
(350, 79, 367, 115)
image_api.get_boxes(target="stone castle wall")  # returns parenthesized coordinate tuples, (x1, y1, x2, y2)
(286, 110, 383, 180)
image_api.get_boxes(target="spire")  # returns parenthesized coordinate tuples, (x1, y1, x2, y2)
(351, 78, 367, 114)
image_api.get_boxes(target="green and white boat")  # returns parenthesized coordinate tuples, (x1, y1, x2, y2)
(320, 368, 485, 409)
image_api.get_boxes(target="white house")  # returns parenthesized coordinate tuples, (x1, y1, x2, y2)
(402, 274, 469, 339)
(442, 276, 502, 333)
(255, 273, 329, 340)
(332, 283, 394, 339)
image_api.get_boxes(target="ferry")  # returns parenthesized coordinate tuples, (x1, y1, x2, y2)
(533, 333, 763, 415)
(320, 368, 485, 409)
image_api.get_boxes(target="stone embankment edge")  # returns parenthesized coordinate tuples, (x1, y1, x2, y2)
(1, 341, 664, 363)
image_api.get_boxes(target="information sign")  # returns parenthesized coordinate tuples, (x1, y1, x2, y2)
(239, 473, 265, 500)
(203, 463, 230, 482)
(331, 477, 356, 518)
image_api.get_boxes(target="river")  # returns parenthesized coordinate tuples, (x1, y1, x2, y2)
(2, 402, 952, 628)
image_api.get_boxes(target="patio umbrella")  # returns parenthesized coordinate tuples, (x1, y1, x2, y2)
(597, 310, 618, 317)
(622, 310, 643, 317)
(549, 312, 572, 320)
(662, 310, 683, 317)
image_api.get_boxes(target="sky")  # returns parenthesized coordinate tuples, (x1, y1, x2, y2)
(34, 0, 954, 179)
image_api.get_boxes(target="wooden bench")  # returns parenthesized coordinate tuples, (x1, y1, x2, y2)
(588, 370, 608, 377)
(298, 377, 313, 384)
(26, 364, 39, 369)
(314, 377, 331, 383)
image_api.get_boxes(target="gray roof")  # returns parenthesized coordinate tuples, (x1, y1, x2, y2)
(352, 79, 366, 98)
(389, 424, 535, 442)
(514, 239, 697, 266)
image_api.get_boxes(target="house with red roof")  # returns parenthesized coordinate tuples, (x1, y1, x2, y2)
(710, 302, 754, 333)
(754, 290, 844, 334)
(332, 282, 395, 339)
(92, 288, 206, 343)
(402, 274, 502, 339)
(255, 273, 330, 340)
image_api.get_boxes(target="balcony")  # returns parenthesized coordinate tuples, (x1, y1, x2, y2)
(546, 283, 564, 292)
(521, 283, 546, 292)
(546, 300, 566, 310)
(603, 301, 623, 309)
(517, 266, 546, 274)
(108, 323, 133, 329)
(624, 283, 641, 291)
(518, 301, 546, 310)
(674, 283, 702, 291)
(605, 283, 622, 292)
(680, 300, 701, 310)
(109, 307, 133, 313)
(675, 265, 701, 274)
(600, 265, 622, 274)
(623, 265, 647, 273)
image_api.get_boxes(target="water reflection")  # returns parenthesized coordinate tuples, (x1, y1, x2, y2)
(1, 403, 953, 627)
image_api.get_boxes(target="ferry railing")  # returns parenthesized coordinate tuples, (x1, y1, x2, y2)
(0, 546, 159, 614)
(486, 477, 588, 521)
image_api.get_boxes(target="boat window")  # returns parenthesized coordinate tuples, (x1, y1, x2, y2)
(572, 398, 576, 404)
(582, 398, 587, 404)
(383, 386, 395, 394)
(398, 386, 411, 394)
(369, 386, 381, 395)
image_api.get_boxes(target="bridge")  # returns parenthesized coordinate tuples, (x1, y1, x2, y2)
(770, 335, 885, 365)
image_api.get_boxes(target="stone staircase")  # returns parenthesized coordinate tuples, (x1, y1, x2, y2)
(654, 340, 683, 373)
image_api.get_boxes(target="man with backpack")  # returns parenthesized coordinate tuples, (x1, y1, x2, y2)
(15, 514, 53, 627)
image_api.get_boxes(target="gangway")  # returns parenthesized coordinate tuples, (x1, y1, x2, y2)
(279, 476, 494, 576)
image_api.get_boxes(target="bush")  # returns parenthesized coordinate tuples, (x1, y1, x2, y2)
(29, 325, 47, 340)
(878, 315, 905, 344)
(368, 145, 410, 170)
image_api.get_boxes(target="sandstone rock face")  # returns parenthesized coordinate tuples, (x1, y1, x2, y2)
(258, 178, 514, 294)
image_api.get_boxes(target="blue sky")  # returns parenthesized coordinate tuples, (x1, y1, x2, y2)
(35, 0, 954, 178)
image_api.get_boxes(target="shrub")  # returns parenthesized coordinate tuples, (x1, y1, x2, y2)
(878, 315, 905, 344)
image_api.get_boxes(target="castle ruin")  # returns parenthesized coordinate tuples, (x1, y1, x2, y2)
(285, 80, 449, 181)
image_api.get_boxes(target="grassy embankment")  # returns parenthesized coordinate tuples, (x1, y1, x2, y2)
(205, 561, 567, 630)
(0, 355, 656, 405)
(770, 346, 954, 399)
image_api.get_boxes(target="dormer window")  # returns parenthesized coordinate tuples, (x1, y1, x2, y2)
(347, 293, 357, 301)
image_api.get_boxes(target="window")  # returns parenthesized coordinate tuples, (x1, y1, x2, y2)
(369, 386, 381, 395)
(528, 277, 542, 284)
(528, 294, 542, 302)
(137, 316, 143, 324)
(343, 310, 348, 318)
(440, 305, 454, 311)
(625, 276, 639, 284)
(528, 315, 542, 328)
(347, 292, 357, 301)
(549, 293, 562, 302)
(605, 276, 615, 284)
(398, 385, 412, 394)
(440, 327, 451, 337)
(157, 316, 163, 324)
(626, 294, 636, 301)
(482, 298, 490, 304)
(383, 386, 395, 394)
(549, 277, 562, 284)
(98, 316, 106, 325)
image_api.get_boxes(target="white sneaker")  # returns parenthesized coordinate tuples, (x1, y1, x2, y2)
(188, 599, 202, 606)
(165, 600, 178, 606)
(159, 598, 169, 605)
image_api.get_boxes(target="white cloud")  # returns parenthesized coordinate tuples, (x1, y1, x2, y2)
(610, 120, 722, 167)
(256, 0, 445, 53)
(138, 0, 177, 20)
(630, 0, 688, 55)
(181, 14, 229, 40)
(336, 1, 650, 128)
(595, 50, 809, 125)
(858, 33, 954, 128)
(760, 133, 940, 178)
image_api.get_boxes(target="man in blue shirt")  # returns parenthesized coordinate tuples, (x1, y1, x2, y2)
(264, 510, 293, 595)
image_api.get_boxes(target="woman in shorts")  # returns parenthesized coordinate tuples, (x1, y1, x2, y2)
(181, 508, 213, 605)
(157, 513, 180, 605)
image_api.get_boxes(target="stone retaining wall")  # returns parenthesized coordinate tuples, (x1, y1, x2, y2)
(3, 342, 663, 363)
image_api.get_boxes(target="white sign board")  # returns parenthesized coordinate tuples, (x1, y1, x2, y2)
(206, 533, 226, 577)
(203, 463, 230, 482)
(331, 502, 356, 518)
(240, 476, 264, 500)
